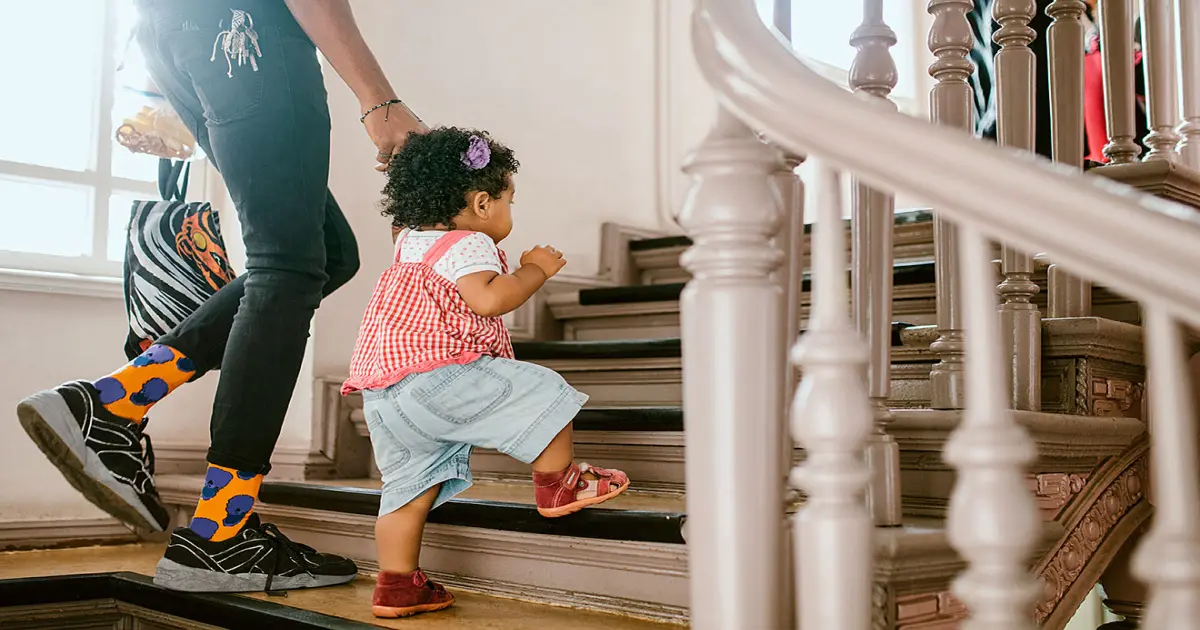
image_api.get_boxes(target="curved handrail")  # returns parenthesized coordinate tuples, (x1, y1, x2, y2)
(692, 0, 1200, 329)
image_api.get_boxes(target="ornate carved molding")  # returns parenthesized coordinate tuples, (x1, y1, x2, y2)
(895, 589, 967, 628)
(1034, 472, 1090, 518)
(1034, 442, 1150, 627)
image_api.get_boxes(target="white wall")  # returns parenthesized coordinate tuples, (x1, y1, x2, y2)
(313, 0, 692, 375)
(0, 290, 217, 520)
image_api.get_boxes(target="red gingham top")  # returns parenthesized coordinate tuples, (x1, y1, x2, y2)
(342, 230, 514, 395)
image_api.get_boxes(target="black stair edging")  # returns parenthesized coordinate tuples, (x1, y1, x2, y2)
(577, 260, 936, 307)
(259, 482, 686, 545)
(0, 572, 374, 629)
(514, 323, 913, 362)
(628, 208, 934, 252)
(514, 338, 681, 361)
(575, 407, 684, 432)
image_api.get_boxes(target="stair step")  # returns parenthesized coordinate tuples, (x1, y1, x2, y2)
(513, 338, 681, 361)
(577, 260, 937, 307)
(258, 478, 686, 545)
(575, 407, 684, 432)
(627, 207, 934, 253)
(517, 324, 912, 364)
(155, 475, 691, 622)
(0, 545, 678, 629)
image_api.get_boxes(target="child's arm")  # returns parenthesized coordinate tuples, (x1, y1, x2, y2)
(456, 246, 566, 318)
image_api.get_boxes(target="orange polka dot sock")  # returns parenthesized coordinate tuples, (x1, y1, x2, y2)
(190, 464, 264, 542)
(93, 344, 196, 423)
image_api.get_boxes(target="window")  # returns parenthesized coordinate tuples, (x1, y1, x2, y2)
(756, 0, 922, 110)
(0, 0, 171, 277)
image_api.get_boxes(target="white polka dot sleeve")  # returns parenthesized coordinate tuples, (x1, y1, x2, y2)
(435, 232, 504, 282)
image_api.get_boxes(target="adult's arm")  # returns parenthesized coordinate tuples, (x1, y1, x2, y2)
(284, 0, 427, 167)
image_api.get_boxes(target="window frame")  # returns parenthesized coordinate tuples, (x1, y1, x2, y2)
(0, 0, 207, 279)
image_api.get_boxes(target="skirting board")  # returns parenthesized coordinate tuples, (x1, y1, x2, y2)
(0, 517, 137, 551)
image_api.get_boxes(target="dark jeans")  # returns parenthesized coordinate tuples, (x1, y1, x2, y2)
(136, 0, 359, 473)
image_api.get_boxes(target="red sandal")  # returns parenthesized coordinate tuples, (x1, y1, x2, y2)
(372, 569, 455, 618)
(533, 462, 630, 518)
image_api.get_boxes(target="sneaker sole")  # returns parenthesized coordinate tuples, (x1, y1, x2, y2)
(372, 596, 456, 618)
(16, 390, 163, 532)
(154, 558, 358, 592)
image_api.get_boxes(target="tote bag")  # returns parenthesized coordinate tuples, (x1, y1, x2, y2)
(122, 159, 237, 361)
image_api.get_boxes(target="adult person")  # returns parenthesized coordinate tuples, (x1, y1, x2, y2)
(17, 0, 424, 592)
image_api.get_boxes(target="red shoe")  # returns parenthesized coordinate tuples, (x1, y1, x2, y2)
(534, 462, 630, 518)
(371, 569, 455, 618)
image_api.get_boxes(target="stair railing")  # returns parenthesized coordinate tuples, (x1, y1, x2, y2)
(680, 0, 1200, 628)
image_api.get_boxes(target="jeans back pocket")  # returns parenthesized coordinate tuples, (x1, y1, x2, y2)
(410, 362, 513, 425)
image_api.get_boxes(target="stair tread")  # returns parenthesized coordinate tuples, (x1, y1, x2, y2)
(156, 475, 686, 545)
(628, 208, 933, 252)
(516, 324, 913, 360)
(295, 476, 687, 514)
(575, 407, 684, 431)
(513, 338, 681, 361)
(576, 260, 936, 307)
(0, 544, 678, 628)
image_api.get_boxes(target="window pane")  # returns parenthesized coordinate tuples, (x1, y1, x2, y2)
(0, 0, 106, 171)
(0, 177, 95, 257)
(112, 0, 165, 183)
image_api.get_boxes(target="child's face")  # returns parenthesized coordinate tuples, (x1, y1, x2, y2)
(462, 179, 514, 243)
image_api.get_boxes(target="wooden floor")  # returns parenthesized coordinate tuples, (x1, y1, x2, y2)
(0, 544, 684, 629)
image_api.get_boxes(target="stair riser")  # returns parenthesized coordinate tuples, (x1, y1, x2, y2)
(555, 296, 938, 341)
(631, 216, 936, 286)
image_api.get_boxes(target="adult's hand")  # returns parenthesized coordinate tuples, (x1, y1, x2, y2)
(283, 0, 430, 171)
(363, 102, 429, 172)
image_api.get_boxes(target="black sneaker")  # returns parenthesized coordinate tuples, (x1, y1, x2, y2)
(154, 513, 359, 592)
(16, 381, 169, 532)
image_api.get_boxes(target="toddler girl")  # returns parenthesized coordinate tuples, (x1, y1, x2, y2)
(343, 127, 630, 618)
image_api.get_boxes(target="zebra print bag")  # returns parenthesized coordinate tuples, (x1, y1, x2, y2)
(122, 159, 236, 361)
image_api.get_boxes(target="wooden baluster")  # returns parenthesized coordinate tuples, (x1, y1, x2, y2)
(773, 150, 804, 630)
(927, 0, 975, 410)
(850, 0, 901, 527)
(946, 224, 1041, 630)
(1176, 0, 1200, 167)
(1045, 0, 1093, 318)
(1131, 308, 1200, 629)
(1140, 0, 1182, 162)
(792, 159, 873, 630)
(1098, 0, 1143, 163)
(678, 106, 785, 630)
(993, 0, 1042, 411)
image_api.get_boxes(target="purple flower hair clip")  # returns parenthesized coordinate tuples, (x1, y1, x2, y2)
(461, 135, 491, 170)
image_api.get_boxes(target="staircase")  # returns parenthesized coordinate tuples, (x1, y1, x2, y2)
(6, 208, 1153, 628)
(6, 0, 1200, 627)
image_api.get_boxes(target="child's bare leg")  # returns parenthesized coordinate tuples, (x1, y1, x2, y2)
(375, 484, 440, 573)
(531, 424, 573, 473)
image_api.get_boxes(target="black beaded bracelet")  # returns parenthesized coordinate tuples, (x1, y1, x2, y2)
(360, 99, 422, 125)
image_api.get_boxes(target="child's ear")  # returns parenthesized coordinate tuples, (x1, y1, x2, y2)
(470, 191, 491, 218)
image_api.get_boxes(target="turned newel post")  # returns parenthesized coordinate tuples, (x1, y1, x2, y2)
(850, 0, 901, 527)
(927, 0, 975, 410)
(1097, 0, 1143, 163)
(1176, 0, 1200, 168)
(993, 0, 1042, 411)
(678, 106, 785, 630)
(1140, 0, 1181, 162)
(1046, 0, 1093, 318)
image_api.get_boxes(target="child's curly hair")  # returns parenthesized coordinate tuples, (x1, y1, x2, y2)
(381, 127, 520, 230)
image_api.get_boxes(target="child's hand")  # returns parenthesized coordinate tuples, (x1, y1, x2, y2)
(521, 246, 567, 279)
